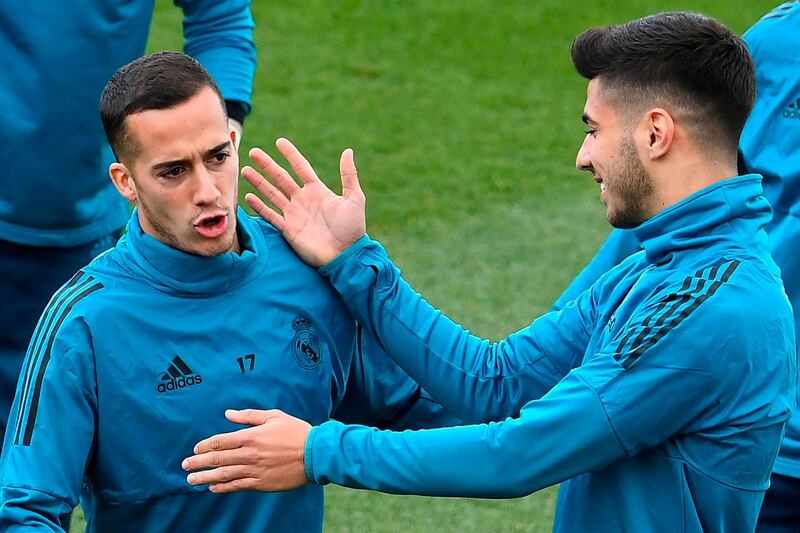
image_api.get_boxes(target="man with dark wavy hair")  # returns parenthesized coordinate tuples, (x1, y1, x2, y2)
(183, 12, 796, 532)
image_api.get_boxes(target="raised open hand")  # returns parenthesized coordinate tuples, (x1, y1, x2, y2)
(242, 138, 366, 267)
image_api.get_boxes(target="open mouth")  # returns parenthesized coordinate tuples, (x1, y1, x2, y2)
(201, 215, 223, 228)
(194, 213, 228, 239)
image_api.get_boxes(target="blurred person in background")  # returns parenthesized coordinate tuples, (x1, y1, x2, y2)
(0, 0, 256, 457)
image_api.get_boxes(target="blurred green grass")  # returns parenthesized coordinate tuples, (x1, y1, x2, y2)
(73, 0, 778, 530)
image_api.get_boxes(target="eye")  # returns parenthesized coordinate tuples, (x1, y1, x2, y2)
(211, 152, 230, 164)
(160, 166, 184, 179)
(584, 129, 597, 137)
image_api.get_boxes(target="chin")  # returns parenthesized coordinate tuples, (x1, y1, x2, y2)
(607, 210, 646, 230)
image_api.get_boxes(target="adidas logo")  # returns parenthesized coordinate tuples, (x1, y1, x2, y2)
(783, 98, 800, 120)
(157, 355, 203, 393)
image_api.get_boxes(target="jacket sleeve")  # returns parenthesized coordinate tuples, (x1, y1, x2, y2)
(175, 0, 256, 115)
(303, 267, 752, 497)
(551, 229, 640, 311)
(319, 237, 596, 424)
(0, 315, 97, 531)
(332, 326, 463, 430)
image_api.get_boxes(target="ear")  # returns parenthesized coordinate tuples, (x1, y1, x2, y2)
(230, 128, 238, 151)
(109, 163, 137, 202)
(640, 108, 674, 160)
(229, 118, 242, 150)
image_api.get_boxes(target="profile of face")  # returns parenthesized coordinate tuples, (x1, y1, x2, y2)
(109, 87, 240, 256)
(575, 79, 654, 229)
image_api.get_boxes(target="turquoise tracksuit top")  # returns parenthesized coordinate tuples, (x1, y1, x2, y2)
(304, 176, 796, 532)
(554, 2, 800, 479)
(739, 1, 800, 478)
(0, 209, 456, 532)
(0, 0, 255, 246)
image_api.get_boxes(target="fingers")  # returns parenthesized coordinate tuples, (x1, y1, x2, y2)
(275, 138, 321, 185)
(192, 428, 250, 455)
(248, 147, 301, 198)
(209, 478, 261, 493)
(225, 408, 281, 425)
(244, 192, 284, 230)
(191, 409, 282, 455)
(182, 446, 252, 473)
(241, 166, 289, 211)
(339, 148, 365, 205)
(186, 465, 255, 487)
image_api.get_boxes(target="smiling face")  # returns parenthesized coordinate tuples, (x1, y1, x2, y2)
(575, 79, 655, 229)
(110, 87, 240, 256)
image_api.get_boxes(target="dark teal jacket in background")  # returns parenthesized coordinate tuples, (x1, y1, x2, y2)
(306, 176, 796, 532)
(0, 210, 457, 532)
(0, 0, 256, 246)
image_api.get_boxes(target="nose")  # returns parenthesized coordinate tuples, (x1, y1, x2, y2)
(575, 135, 593, 172)
(193, 166, 221, 206)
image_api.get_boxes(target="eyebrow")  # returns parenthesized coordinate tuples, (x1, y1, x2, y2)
(581, 113, 597, 126)
(150, 140, 232, 173)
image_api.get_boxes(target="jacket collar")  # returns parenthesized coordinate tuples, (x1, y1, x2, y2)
(632, 174, 772, 266)
(122, 206, 269, 295)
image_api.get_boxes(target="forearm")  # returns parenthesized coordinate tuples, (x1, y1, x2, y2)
(333, 327, 463, 430)
(306, 372, 625, 497)
(320, 237, 566, 423)
(177, 0, 256, 109)
(0, 486, 71, 532)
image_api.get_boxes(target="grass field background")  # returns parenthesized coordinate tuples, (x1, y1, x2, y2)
(73, 0, 778, 530)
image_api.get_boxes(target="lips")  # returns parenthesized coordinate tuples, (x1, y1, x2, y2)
(194, 213, 228, 239)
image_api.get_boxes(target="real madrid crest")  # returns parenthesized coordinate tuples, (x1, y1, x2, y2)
(292, 316, 322, 370)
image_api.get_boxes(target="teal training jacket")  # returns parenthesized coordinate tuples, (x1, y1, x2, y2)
(305, 175, 796, 532)
(0, 209, 457, 532)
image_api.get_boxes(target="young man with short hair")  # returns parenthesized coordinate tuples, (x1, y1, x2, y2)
(550, 4, 800, 530)
(0, 52, 456, 533)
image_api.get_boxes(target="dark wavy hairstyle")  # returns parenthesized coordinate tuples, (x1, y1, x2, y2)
(99, 51, 226, 162)
(571, 12, 755, 153)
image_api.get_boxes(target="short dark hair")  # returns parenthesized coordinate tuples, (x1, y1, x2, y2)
(99, 51, 226, 162)
(571, 12, 755, 154)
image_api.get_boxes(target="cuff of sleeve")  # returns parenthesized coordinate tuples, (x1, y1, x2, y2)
(304, 426, 320, 484)
(224, 100, 249, 124)
(305, 421, 344, 486)
(319, 235, 374, 278)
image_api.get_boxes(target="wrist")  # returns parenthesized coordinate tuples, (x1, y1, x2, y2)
(319, 235, 372, 275)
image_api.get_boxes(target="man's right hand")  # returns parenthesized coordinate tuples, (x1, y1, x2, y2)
(242, 138, 366, 267)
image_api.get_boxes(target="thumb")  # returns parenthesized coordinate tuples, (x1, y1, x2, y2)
(225, 408, 280, 426)
(340, 148, 365, 205)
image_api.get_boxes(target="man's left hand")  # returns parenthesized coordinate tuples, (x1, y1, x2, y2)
(182, 409, 312, 493)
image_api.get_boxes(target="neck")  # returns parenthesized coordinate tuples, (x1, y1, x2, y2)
(231, 228, 242, 255)
(646, 150, 737, 218)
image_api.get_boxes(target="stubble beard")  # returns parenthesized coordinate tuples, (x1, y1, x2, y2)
(138, 196, 236, 257)
(606, 136, 654, 229)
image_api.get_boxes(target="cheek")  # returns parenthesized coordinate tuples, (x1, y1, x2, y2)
(141, 187, 187, 221)
(222, 166, 240, 196)
(594, 141, 619, 172)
